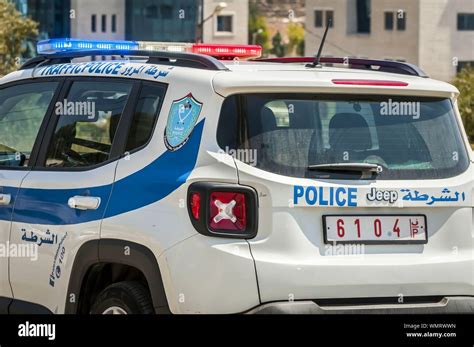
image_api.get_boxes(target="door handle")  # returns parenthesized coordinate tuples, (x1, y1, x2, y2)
(0, 193, 11, 206)
(68, 196, 101, 210)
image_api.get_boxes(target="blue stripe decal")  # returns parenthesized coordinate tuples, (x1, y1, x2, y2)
(7, 120, 204, 225)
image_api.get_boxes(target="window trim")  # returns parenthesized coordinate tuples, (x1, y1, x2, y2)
(326, 10, 334, 28)
(314, 9, 323, 28)
(314, 8, 334, 28)
(214, 12, 235, 36)
(33, 77, 140, 172)
(384, 11, 394, 31)
(111, 81, 168, 158)
(396, 10, 406, 31)
(91, 14, 97, 33)
(457, 13, 474, 31)
(0, 78, 65, 171)
(111, 14, 117, 33)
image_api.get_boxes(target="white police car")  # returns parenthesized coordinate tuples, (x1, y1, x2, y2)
(0, 38, 472, 314)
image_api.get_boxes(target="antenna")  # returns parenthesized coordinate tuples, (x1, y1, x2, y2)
(306, 19, 332, 68)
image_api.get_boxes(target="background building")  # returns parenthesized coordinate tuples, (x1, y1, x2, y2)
(70, 0, 125, 40)
(305, 0, 474, 81)
(13, 0, 71, 39)
(201, 0, 249, 44)
(14, 0, 248, 44)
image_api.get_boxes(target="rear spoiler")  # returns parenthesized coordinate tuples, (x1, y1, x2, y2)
(253, 56, 429, 78)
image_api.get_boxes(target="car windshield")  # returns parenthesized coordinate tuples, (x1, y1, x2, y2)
(217, 94, 470, 180)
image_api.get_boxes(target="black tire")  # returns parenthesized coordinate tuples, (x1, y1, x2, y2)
(90, 281, 154, 314)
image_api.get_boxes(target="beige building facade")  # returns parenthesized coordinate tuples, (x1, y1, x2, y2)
(202, 0, 249, 44)
(69, 0, 248, 45)
(305, 0, 474, 81)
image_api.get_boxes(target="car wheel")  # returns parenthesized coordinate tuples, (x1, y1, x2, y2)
(90, 281, 154, 314)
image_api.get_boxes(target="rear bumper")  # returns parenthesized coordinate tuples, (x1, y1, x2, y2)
(247, 296, 474, 314)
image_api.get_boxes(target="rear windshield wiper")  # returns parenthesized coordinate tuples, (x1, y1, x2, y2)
(307, 163, 383, 174)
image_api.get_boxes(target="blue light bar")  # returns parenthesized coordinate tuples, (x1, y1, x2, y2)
(37, 38, 140, 55)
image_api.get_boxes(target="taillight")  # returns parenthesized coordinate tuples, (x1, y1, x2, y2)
(187, 183, 258, 238)
(331, 79, 409, 86)
(209, 192, 246, 231)
(190, 192, 201, 220)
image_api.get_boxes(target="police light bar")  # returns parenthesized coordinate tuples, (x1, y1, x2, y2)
(37, 38, 139, 54)
(139, 42, 262, 59)
(192, 44, 262, 59)
(37, 38, 262, 59)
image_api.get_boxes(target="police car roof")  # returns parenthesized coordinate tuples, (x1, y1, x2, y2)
(215, 61, 458, 97)
(1, 58, 458, 99)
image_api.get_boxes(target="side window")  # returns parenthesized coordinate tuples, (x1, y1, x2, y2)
(125, 83, 165, 152)
(45, 81, 133, 168)
(0, 82, 59, 167)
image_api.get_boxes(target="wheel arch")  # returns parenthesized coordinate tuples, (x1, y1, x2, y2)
(65, 239, 170, 314)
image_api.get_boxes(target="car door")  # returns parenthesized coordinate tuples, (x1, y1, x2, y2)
(9, 77, 139, 313)
(0, 80, 61, 313)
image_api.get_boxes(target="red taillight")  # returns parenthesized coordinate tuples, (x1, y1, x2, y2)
(188, 183, 257, 238)
(209, 192, 247, 231)
(332, 79, 409, 87)
(192, 44, 262, 59)
(190, 192, 201, 220)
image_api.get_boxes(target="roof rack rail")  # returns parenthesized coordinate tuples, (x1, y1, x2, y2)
(253, 56, 428, 77)
(20, 50, 229, 71)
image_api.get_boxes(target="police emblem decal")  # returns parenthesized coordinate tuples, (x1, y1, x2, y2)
(164, 93, 203, 151)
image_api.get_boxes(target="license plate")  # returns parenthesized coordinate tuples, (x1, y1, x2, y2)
(323, 215, 427, 244)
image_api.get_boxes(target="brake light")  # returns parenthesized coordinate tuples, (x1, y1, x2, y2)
(190, 192, 201, 220)
(209, 192, 246, 231)
(187, 183, 258, 239)
(332, 79, 409, 86)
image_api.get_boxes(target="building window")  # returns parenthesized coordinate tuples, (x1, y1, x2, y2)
(91, 14, 96, 32)
(315, 10, 333, 28)
(101, 14, 106, 32)
(111, 14, 116, 32)
(396, 11, 406, 31)
(356, 0, 371, 33)
(160, 4, 173, 18)
(457, 61, 473, 73)
(216, 15, 233, 33)
(458, 13, 474, 31)
(145, 5, 158, 18)
(326, 10, 334, 27)
(314, 10, 323, 27)
(384, 12, 394, 30)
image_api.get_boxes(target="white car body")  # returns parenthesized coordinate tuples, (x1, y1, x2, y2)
(0, 55, 473, 314)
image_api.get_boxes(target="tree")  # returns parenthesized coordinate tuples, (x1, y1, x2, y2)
(248, 2, 270, 52)
(452, 66, 474, 144)
(286, 22, 305, 56)
(271, 32, 285, 57)
(0, 0, 38, 76)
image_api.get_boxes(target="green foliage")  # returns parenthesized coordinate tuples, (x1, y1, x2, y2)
(286, 22, 305, 56)
(0, 0, 38, 76)
(271, 32, 285, 58)
(248, 2, 270, 52)
(452, 66, 474, 143)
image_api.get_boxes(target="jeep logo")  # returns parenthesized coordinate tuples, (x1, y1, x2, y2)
(366, 188, 398, 204)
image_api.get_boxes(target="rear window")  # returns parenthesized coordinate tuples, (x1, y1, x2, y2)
(217, 94, 470, 180)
